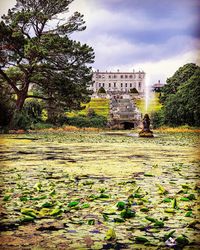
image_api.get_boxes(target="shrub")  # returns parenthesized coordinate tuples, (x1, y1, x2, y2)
(98, 87, 106, 94)
(66, 115, 107, 128)
(151, 110, 165, 128)
(130, 88, 139, 94)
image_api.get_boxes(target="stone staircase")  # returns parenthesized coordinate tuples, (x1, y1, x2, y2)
(108, 95, 141, 129)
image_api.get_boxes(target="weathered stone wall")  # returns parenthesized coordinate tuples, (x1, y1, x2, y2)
(108, 94, 141, 129)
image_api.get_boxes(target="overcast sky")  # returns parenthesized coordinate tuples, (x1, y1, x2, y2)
(1, 0, 200, 84)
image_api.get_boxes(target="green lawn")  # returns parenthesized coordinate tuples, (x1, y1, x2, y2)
(135, 92, 162, 115)
(67, 98, 110, 117)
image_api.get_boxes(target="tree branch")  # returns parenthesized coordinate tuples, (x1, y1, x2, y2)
(26, 95, 51, 100)
(0, 68, 20, 95)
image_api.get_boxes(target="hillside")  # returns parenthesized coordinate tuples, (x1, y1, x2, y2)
(67, 98, 110, 117)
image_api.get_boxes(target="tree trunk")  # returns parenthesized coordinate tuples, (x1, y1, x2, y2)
(8, 89, 28, 129)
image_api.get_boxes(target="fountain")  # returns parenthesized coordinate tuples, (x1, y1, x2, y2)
(139, 113, 154, 137)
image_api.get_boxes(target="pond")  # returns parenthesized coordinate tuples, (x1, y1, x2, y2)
(0, 131, 199, 249)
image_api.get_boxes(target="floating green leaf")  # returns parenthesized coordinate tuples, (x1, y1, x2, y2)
(116, 201, 126, 210)
(21, 208, 37, 218)
(164, 230, 176, 241)
(176, 235, 189, 246)
(164, 208, 176, 213)
(140, 207, 149, 212)
(81, 203, 90, 209)
(50, 208, 62, 216)
(121, 209, 136, 219)
(105, 228, 116, 241)
(3, 195, 11, 201)
(145, 216, 157, 223)
(185, 211, 192, 217)
(180, 197, 190, 201)
(88, 219, 95, 225)
(162, 198, 172, 202)
(68, 201, 79, 207)
(20, 215, 35, 222)
(135, 236, 149, 243)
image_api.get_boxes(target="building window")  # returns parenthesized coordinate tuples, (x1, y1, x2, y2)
(125, 83, 127, 87)
(121, 83, 123, 87)
(109, 83, 111, 87)
(114, 75, 117, 78)
(109, 75, 111, 78)
(129, 75, 133, 78)
(114, 82, 116, 87)
(130, 83, 132, 88)
(125, 75, 128, 78)
(98, 75, 101, 78)
(102, 83, 105, 87)
(139, 82, 141, 88)
(99, 83, 101, 87)
(121, 75, 123, 78)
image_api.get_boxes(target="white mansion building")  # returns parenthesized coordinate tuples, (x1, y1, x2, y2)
(89, 69, 145, 94)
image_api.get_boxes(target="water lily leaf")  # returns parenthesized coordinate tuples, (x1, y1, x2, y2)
(164, 208, 176, 213)
(114, 217, 125, 223)
(83, 180, 94, 186)
(49, 189, 56, 196)
(103, 214, 109, 221)
(140, 207, 149, 212)
(21, 208, 37, 218)
(3, 195, 11, 201)
(88, 219, 95, 225)
(135, 236, 149, 243)
(68, 201, 79, 207)
(98, 193, 110, 199)
(187, 194, 196, 200)
(164, 230, 176, 241)
(120, 208, 136, 219)
(162, 198, 172, 202)
(145, 216, 157, 223)
(154, 220, 164, 228)
(105, 228, 116, 240)
(81, 203, 90, 209)
(156, 184, 168, 194)
(103, 208, 116, 215)
(172, 198, 178, 209)
(42, 202, 54, 208)
(185, 211, 192, 217)
(180, 197, 190, 201)
(50, 208, 62, 216)
(176, 235, 189, 246)
(19, 196, 29, 202)
(20, 215, 35, 222)
(116, 201, 126, 210)
(144, 173, 154, 177)
(182, 184, 191, 189)
(38, 208, 51, 217)
(88, 194, 98, 200)
(30, 195, 47, 201)
(34, 182, 42, 192)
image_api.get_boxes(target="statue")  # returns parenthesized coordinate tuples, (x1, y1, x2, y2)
(139, 114, 154, 137)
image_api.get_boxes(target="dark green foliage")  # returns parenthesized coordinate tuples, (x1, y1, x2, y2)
(66, 115, 107, 128)
(98, 87, 106, 94)
(160, 63, 199, 103)
(153, 64, 200, 127)
(23, 99, 43, 123)
(151, 110, 165, 128)
(87, 108, 96, 118)
(130, 88, 139, 94)
(0, 0, 94, 127)
(0, 83, 15, 129)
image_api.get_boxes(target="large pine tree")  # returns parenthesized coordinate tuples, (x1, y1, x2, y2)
(0, 0, 94, 122)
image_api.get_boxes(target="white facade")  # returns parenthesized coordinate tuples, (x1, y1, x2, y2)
(89, 69, 145, 94)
